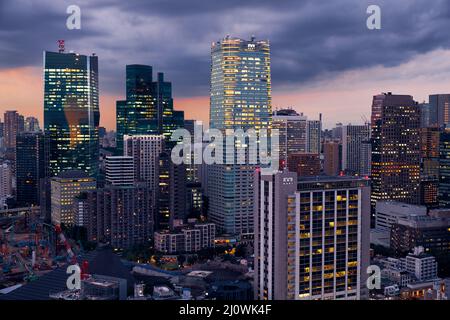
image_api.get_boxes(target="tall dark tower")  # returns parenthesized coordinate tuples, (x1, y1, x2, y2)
(439, 127, 450, 208)
(116, 65, 182, 155)
(371, 93, 421, 213)
(16, 132, 46, 207)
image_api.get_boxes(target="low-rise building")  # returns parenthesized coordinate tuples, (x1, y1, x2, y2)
(154, 220, 215, 254)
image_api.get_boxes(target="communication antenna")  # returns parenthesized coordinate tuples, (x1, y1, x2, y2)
(57, 40, 65, 53)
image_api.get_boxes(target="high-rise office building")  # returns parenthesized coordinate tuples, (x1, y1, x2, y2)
(272, 109, 307, 162)
(123, 134, 163, 188)
(3, 111, 24, 150)
(184, 120, 204, 183)
(208, 36, 271, 235)
(429, 94, 450, 127)
(342, 124, 371, 175)
(75, 183, 152, 249)
(420, 127, 440, 178)
(105, 156, 134, 187)
(116, 66, 183, 154)
(419, 102, 433, 128)
(360, 140, 372, 177)
(287, 153, 320, 177)
(186, 182, 203, 218)
(116, 65, 155, 154)
(254, 171, 370, 300)
(0, 162, 13, 206)
(16, 132, 46, 207)
(50, 170, 96, 225)
(157, 151, 187, 230)
(420, 127, 439, 208)
(323, 140, 341, 176)
(370, 93, 421, 211)
(439, 126, 450, 208)
(43, 51, 100, 178)
(209, 36, 271, 131)
(306, 118, 322, 154)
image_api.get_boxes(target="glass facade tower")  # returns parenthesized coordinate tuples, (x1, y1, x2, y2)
(43, 51, 100, 178)
(116, 65, 182, 154)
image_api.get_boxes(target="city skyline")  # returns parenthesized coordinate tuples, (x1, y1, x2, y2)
(4, 1, 450, 129)
(1, 1, 450, 304)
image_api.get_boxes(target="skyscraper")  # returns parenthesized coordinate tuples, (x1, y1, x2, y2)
(419, 102, 432, 128)
(429, 94, 450, 127)
(3, 111, 24, 150)
(116, 66, 182, 154)
(341, 124, 371, 176)
(419, 126, 439, 208)
(439, 126, 450, 208)
(0, 162, 13, 207)
(209, 36, 271, 131)
(43, 51, 100, 178)
(254, 171, 370, 300)
(306, 118, 322, 154)
(123, 134, 164, 229)
(272, 109, 307, 162)
(208, 36, 271, 235)
(3, 111, 25, 167)
(16, 132, 46, 207)
(157, 151, 187, 230)
(123, 134, 164, 188)
(370, 93, 421, 210)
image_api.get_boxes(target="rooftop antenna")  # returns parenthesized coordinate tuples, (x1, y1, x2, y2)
(57, 40, 65, 53)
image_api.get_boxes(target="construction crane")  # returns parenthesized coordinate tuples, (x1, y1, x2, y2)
(54, 225, 89, 279)
(54, 225, 77, 265)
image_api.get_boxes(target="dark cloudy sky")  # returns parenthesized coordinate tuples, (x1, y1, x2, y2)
(1, 0, 450, 129)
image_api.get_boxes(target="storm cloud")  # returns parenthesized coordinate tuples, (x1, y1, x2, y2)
(1, 0, 450, 98)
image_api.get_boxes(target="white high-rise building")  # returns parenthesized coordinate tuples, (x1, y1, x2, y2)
(208, 36, 272, 235)
(123, 134, 164, 189)
(254, 170, 371, 300)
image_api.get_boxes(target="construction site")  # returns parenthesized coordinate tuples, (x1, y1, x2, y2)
(0, 206, 82, 292)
